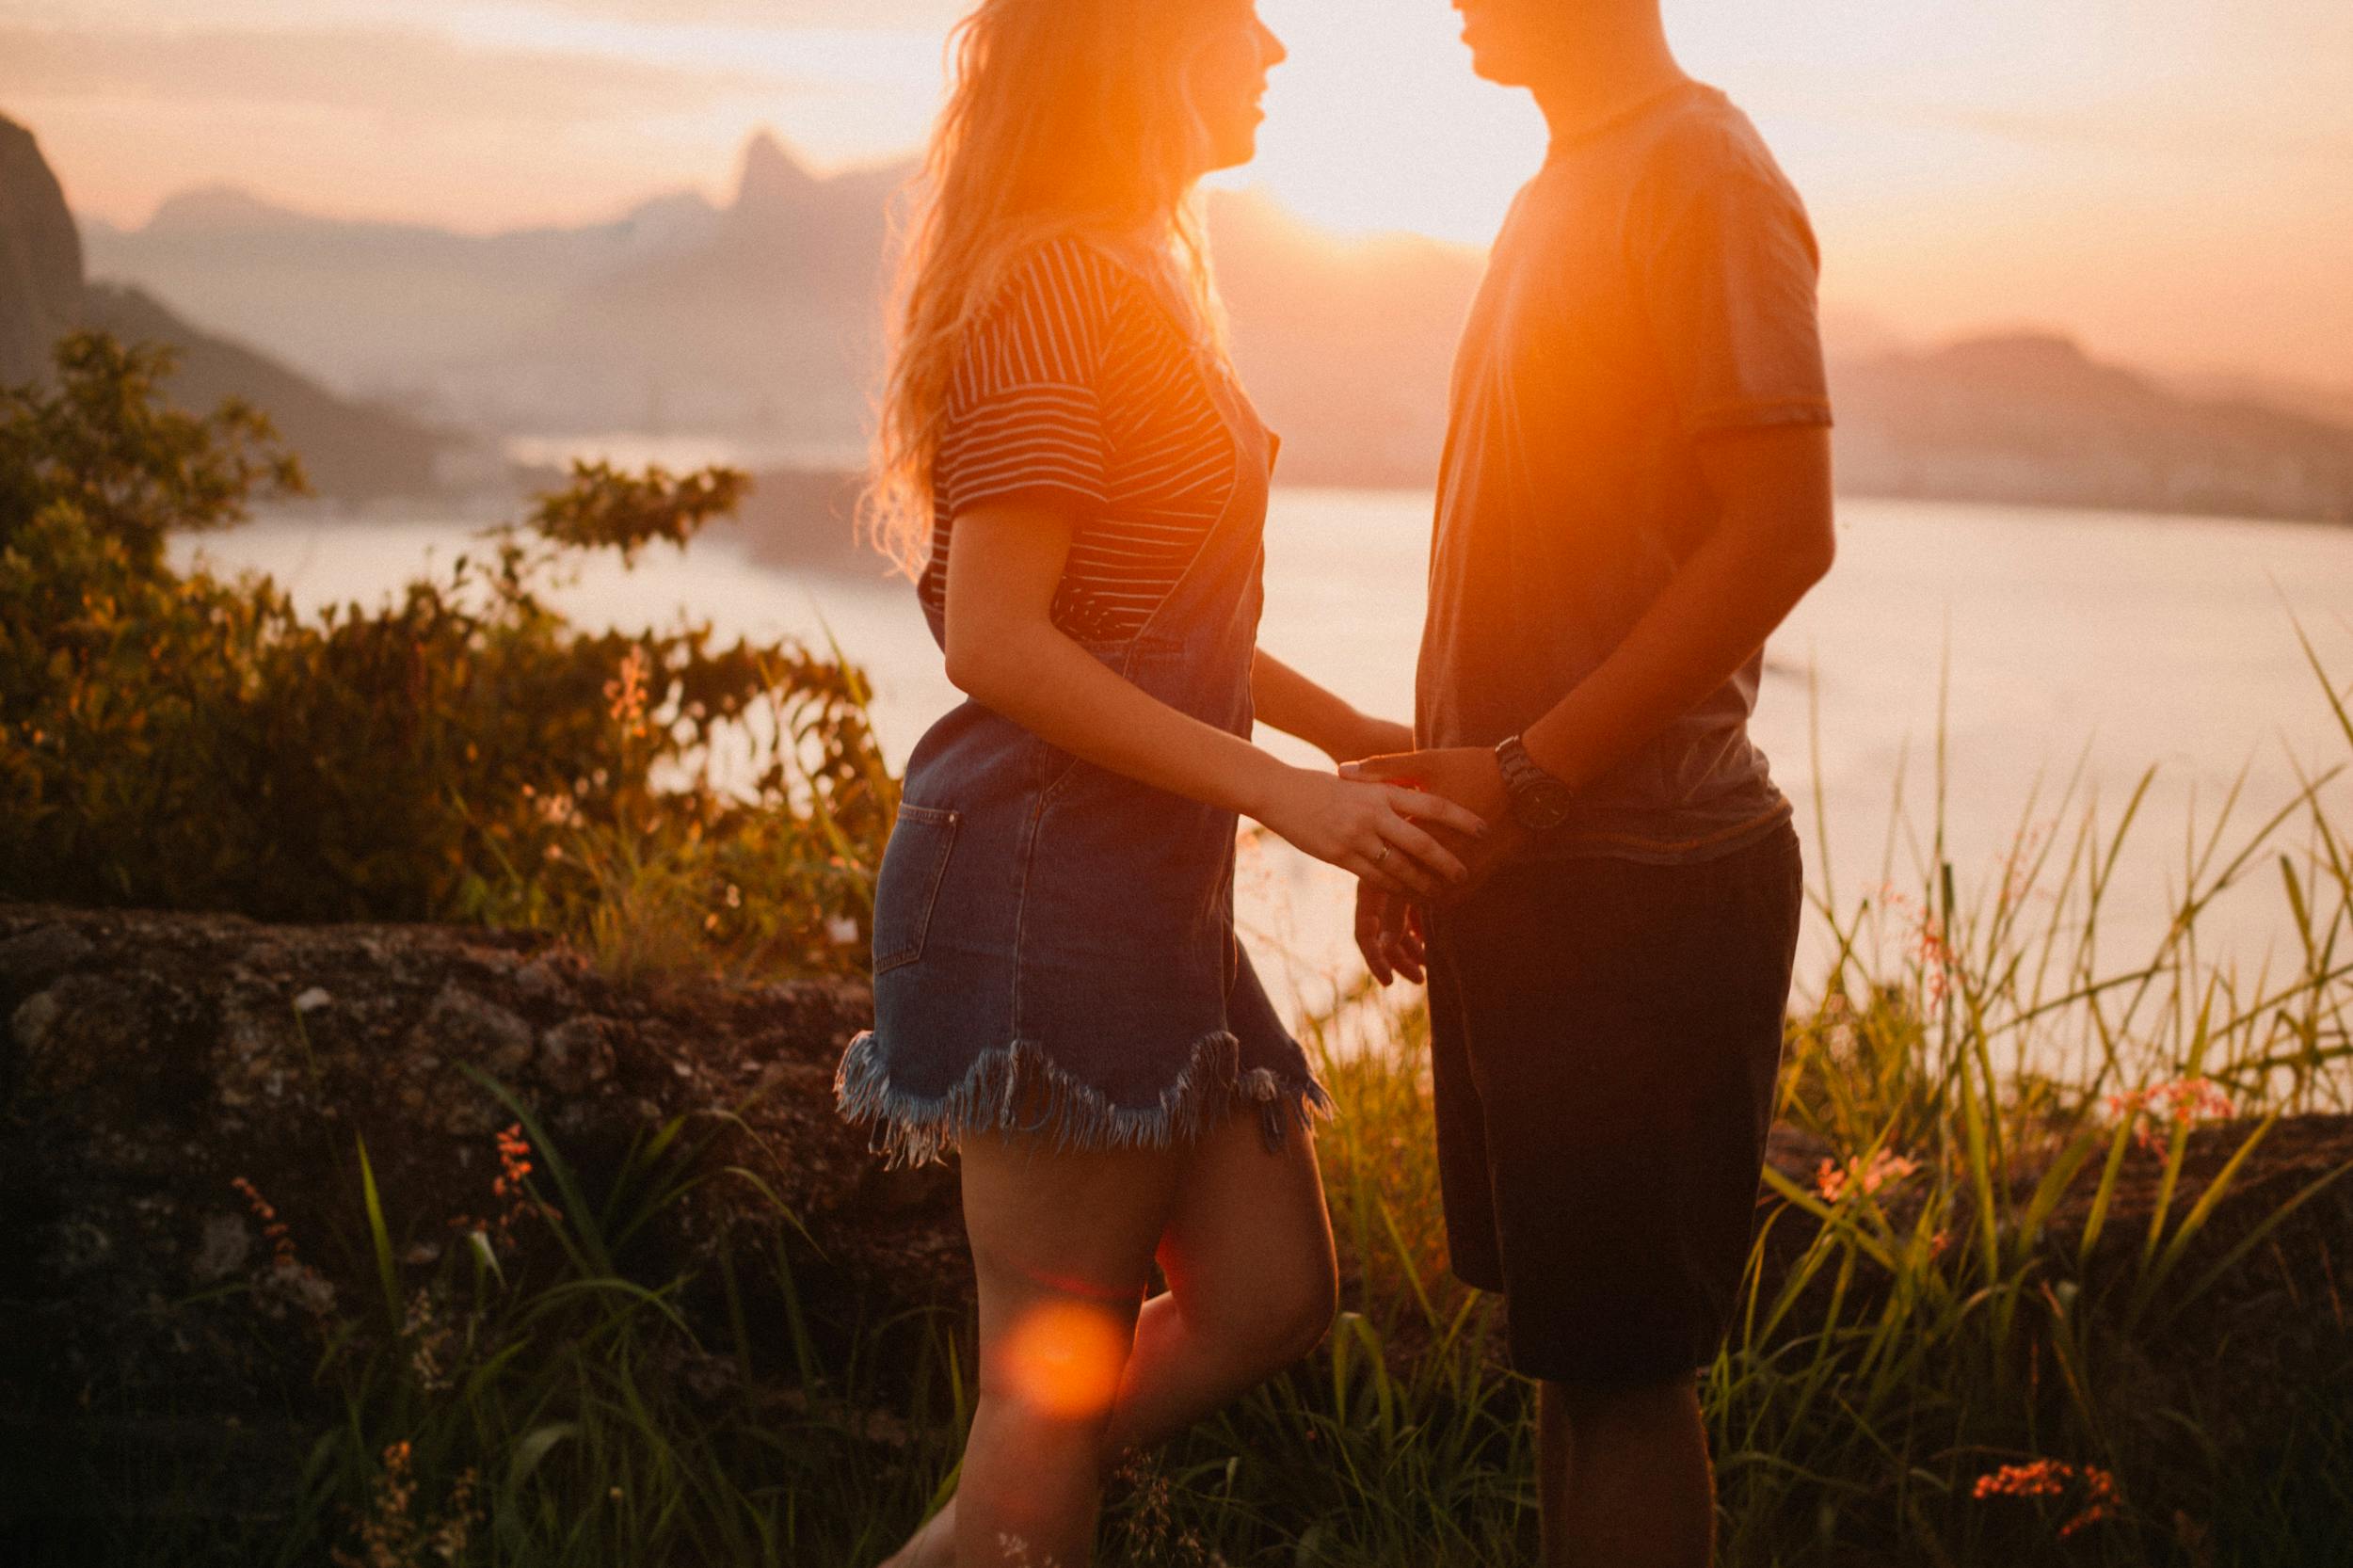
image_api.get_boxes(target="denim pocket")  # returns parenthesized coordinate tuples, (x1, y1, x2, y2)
(872, 803, 961, 975)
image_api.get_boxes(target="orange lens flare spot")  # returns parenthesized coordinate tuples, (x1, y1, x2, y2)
(1000, 1301, 1128, 1420)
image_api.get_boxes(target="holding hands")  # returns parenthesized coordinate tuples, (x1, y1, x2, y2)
(1341, 746, 1536, 985)
(1253, 765, 1487, 900)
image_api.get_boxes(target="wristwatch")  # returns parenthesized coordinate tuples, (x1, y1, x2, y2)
(1494, 733, 1577, 834)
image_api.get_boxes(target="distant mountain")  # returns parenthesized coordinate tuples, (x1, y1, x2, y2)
(464, 130, 898, 439)
(4, 110, 468, 504)
(64, 123, 2353, 525)
(1832, 333, 2353, 525)
(80, 181, 728, 417)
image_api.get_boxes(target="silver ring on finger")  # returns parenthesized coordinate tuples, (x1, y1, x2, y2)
(1374, 842, 1392, 865)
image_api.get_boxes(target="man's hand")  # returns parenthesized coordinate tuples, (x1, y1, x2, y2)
(1353, 881, 1427, 986)
(1342, 746, 1529, 903)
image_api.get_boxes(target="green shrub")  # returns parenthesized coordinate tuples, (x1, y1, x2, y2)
(1, 331, 892, 980)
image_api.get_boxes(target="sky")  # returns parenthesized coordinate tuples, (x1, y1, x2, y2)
(6, 0, 2351, 384)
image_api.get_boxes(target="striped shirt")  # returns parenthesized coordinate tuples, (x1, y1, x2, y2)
(920, 236, 1244, 646)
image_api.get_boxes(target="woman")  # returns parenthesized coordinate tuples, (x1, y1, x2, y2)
(834, 1, 1486, 1563)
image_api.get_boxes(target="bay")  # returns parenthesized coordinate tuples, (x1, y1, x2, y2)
(173, 491, 2353, 1021)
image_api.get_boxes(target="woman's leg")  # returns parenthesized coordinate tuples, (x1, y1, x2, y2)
(890, 1108, 1336, 1566)
(950, 1128, 1182, 1568)
(1103, 1106, 1337, 1456)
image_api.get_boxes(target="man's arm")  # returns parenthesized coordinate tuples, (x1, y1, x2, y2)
(1522, 422, 1833, 785)
(1346, 423, 1833, 894)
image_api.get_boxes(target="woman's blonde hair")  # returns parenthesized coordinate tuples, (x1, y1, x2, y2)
(863, 0, 1236, 575)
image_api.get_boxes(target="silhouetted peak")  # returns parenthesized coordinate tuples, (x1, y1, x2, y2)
(1932, 331, 2094, 376)
(146, 184, 319, 235)
(732, 129, 819, 217)
(1922, 332, 2165, 407)
(0, 109, 87, 383)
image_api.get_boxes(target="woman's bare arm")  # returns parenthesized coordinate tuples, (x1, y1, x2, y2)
(939, 499, 1486, 895)
(1250, 650, 1412, 764)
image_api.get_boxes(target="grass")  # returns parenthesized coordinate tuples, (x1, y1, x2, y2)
(33, 632, 2353, 1568)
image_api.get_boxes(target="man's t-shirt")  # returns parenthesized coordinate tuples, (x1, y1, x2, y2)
(1415, 79, 1833, 864)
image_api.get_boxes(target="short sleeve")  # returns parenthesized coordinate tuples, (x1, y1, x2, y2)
(936, 240, 1119, 519)
(1635, 152, 1833, 439)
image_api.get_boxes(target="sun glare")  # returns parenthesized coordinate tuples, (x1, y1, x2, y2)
(1226, 0, 1544, 244)
(999, 1301, 1129, 1421)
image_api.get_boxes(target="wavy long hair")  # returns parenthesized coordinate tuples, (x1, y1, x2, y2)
(863, 0, 1235, 575)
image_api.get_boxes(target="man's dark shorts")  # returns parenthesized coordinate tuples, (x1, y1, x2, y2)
(1424, 820, 1803, 1389)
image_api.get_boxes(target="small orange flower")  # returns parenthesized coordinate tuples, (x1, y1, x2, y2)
(2105, 1078, 2233, 1153)
(457, 1122, 556, 1253)
(232, 1176, 299, 1268)
(1816, 1148, 1920, 1203)
(603, 645, 652, 738)
(1974, 1458, 2121, 1538)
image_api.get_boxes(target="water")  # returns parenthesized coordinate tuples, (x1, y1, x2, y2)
(174, 491, 2353, 1018)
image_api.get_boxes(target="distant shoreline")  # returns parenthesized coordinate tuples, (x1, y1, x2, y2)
(229, 468, 2353, 544)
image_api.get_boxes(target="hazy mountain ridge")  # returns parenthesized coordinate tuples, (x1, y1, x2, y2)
(4, 112, 461, 503)
(47, 123, 2353, 524)
(1833, 335, 2353, 525)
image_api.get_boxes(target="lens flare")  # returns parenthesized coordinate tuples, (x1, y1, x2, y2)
(1000, 1300, 1128, 1420)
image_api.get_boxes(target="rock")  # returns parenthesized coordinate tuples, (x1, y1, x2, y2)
(0, 923, 94, 991)
(0, 114, 85, 388)
(0, 896, 955, 1519)
(511, 954, 581, 1009)
(9, 986, 61, 1056)
(8, 974, 152, 1093)
(408, 981, 535, 1080)
(190, 1214, 252, 1285)
(536, 1016, 615, 1095)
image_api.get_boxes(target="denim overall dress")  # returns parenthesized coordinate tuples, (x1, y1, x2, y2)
(835, 302, 1333, 1169)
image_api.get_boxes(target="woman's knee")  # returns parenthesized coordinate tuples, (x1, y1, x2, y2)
(1208, 1239, 1338, 1368)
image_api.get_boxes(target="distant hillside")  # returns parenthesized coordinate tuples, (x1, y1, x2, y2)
(4, 110, 466, 504)
(80, 282, 460, 504)
(1833, 334, 2353, 525)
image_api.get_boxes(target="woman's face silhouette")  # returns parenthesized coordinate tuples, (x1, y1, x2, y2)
(1185, 1, 1289, 174)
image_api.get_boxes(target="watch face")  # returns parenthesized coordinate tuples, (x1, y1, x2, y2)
(1515, 782, 1575, 832)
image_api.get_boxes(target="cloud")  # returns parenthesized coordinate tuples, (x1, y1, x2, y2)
(0, 23, 802, 125)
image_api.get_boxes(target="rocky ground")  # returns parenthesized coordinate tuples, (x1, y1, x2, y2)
(0, 898, 962, 1534)
(3, 898, 2347, 1537)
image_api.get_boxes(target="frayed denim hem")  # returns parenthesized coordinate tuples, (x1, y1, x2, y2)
(833, 1029, 1337, 1171)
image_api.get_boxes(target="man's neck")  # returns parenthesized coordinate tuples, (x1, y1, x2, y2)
(1528, 27, 1690, 147)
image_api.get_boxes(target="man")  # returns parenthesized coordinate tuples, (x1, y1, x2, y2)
(1344, 2, 1836, 1564)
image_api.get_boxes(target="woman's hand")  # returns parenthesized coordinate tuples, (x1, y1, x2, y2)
(1252, 766, 1489, 898)
(1343, 747, 1527, 904)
